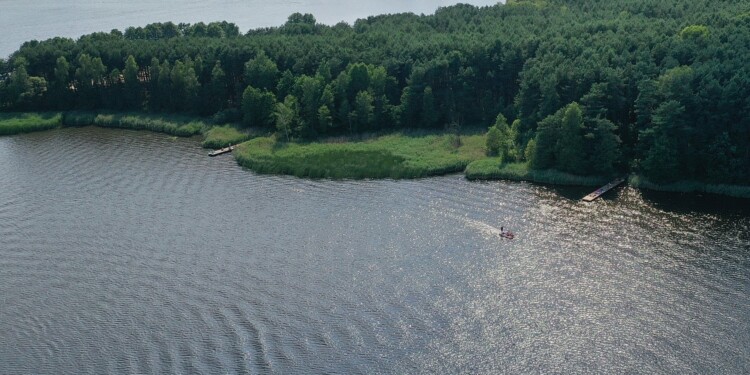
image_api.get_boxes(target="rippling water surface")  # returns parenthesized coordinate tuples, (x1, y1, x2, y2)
(0, 128, 749, 374)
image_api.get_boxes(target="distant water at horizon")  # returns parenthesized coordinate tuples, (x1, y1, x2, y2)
(0, 0, 500, 58)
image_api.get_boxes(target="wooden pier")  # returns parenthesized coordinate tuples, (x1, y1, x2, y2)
(208, 145, 235, 157)
(582, 176, 627, 202)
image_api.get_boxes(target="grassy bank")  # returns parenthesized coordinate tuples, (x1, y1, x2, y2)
(0, 112, 63, 135)
(3, 109, 235, 144)
(234, 132, 486, 179)
(630, 175, 750, 199)
(62, 111, 204, 137)
(202, 125, 254, 149)
(4, 111, 748, 198)
(466, 160, 609, 186)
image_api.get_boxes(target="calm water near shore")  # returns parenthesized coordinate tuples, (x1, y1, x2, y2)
(0, 127, 748, 373)
(0, 0, 500, 58)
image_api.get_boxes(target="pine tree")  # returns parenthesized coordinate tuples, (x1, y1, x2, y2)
(556, 102, 586, 173)
(123, 55, 141, 109)
(245, 51, 279, 91)
(486, 125, 502, 156)
(242, 85, 277, 128)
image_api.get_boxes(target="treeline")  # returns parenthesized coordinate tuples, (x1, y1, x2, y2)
(1, 0, 750, 184)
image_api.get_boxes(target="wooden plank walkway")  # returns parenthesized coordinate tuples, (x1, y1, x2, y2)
(582, 176, 627, 202)
(208, 145, 235, 157)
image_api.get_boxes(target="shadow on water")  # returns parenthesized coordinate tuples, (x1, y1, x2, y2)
(639, 188, 750, 217)
(542, 181, 750, 216)
(543, 184, 597, 201)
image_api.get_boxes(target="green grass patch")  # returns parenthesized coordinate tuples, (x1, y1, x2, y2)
(0, 112, 62, 136)
(202, 125, 254, 149)
(61, 111, 98, 127)
(629, 175, 750, 198)
(62, 111, 205, 137)
(91, 112, 204, 137)
(464, 157, 504, 178)
(466, 161, 609, 186)
(234, 132, 487, 179)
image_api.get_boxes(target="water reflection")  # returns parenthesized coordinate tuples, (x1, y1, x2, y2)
(0, 128, 748, 374)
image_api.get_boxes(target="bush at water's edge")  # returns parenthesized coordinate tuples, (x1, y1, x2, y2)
(629, 175, 750, 199)
(4, 112, 750, 199)
(466, 160, 609, 187)
(202, 125, 255, 149)
(0, 112, 62, 135)
(63, 111, 204, 137)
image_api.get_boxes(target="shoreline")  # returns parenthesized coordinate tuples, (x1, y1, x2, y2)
(0, 112, 63, 135)
(2, 111, 749, 199)
(628, 175, 750, 199)
(233, 133, 486, 180)
(465, 160, 611, 187)
(0, 110, 254, 148)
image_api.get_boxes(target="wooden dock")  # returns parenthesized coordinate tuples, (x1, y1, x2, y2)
(208, 145, 235, 157)
(582, 176, 627, 202)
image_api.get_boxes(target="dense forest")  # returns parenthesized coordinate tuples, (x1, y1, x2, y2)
(1, 0, 749, 184)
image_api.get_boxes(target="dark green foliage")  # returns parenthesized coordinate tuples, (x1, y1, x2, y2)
(2, 1, 750, 185)
(244, 51, 279, 91)
(275, 95, 300, 141)
(282, 13, 320, 35)
(530, 109, 563, 170)
(352, 91, 374, 132)
(155, 60, 172, 110)
(704, 132, 733, 183)
(466, 161, 609, 187)
(276, 70, 296, 100)
(640, 100, 684, 182)
(241, 86, 277, 128)
(0, 58, 46, 109)
(51, 57, 71, 108)
(207, 61, 228, 115)
(557, 102, 586, 173)
(292, 74, 329, 135)
(124, 21, 237, 40)
(640, 136, 681, 183)
(169, 58, 200, 111)
(422, 87, 438, 128)
(212, 108, 242, 124)
(530, 102, 621, 176)
(123, 55, 141, 109)
(588, 118, 621, 175)
(509, 119, 522, 161)
(486, 125, 502, 156)
(74, 54, 106, 108)
(317, 105, 332, 130)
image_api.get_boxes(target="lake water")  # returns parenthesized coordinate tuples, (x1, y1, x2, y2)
(0, 127, 749, 373)
(0, 0, 500, 58)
